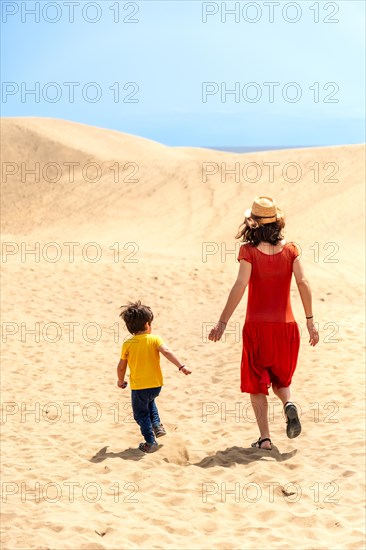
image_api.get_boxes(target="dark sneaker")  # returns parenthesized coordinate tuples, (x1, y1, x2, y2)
(153, 423, 166, 438)
(138, 441, 158, 453)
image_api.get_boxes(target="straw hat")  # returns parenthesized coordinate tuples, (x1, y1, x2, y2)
(244, 196, 284, 224)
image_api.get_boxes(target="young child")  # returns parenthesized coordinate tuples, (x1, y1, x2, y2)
(116, 301, 191, 453)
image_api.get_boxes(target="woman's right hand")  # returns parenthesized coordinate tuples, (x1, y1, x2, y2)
(307, 319, 319, 346)
(208, 321, 226, 342)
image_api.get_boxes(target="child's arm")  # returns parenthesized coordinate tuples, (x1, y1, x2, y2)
(158, 345, 191, 375)
(117, 359, 128, 388)
(209, 259, 251, 342)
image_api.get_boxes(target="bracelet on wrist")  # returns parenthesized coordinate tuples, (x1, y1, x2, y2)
(179, 365, 185, 371)
(306, 316, 313, 319)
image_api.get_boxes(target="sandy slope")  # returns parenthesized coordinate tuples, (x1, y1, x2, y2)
(1, 118, 365, 550)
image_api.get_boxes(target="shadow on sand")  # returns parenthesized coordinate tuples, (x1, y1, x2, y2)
(89, 445, 151, 463)
(90, 444, 297, 467)
(192, 445, 297, 468)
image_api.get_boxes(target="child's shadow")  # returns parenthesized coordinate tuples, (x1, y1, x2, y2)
(89, 445, 146, 463)
(193, 445, 297, 468)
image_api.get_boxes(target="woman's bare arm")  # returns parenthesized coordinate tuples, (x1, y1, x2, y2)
(208, 260, 252, 342)
(292, 258, 313, 318)
(293, 258, 319, 346)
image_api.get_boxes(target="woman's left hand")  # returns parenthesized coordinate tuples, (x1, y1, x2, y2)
(208, 321, 226, 342)
(306, 319, 319, 347)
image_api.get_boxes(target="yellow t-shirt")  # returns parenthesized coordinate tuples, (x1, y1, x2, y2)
(121, 334, 164, 390)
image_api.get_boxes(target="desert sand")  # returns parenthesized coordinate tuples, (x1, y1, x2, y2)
(1, 117, 365, 549)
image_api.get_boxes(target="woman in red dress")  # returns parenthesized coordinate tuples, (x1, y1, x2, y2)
(209, 196, 319, 450)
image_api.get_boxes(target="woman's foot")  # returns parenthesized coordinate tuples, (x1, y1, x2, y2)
(284, 402, 301, 438)
(251, 437, 272, 450)
(138, 441, 158, 453)
(153, 423, 166, 438)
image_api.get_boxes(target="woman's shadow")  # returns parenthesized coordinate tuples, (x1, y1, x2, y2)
(192, 445, 297, 468)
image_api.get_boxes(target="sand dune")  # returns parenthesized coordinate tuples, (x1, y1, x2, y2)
(1, 118, 365, 549)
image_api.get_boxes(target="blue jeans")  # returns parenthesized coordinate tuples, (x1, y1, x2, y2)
(131, 387, 161, 445)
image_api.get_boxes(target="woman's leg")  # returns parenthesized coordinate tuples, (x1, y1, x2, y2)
(272, 384, 301, 438)
(272, 384, 291, 406)
(250, 393, 271, 449)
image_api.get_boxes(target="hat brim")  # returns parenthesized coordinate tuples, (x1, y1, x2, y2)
(244, 207, 284, 223)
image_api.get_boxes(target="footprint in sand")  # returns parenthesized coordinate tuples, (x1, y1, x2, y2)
(158, 435, 190, 465)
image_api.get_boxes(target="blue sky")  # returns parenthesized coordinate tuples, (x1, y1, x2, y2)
(1, 0, 365, 146)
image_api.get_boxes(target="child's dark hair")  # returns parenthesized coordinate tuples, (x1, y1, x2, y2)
(119, 301, 154, 334)
(236, 216, 285, 246)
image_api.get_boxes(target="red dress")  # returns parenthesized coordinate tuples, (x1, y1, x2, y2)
(237, 242, 301, 395)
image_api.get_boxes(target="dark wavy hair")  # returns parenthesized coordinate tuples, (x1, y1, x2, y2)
(119, 301, 154, 334)
(236, 215, 285, 246)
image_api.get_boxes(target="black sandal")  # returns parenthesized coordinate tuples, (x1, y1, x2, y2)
(251, 437, 272, 450)
(284, 401, 301, 439)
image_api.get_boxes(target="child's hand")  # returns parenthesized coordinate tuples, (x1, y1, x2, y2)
(180, 366, 191, 375)
(117, 380, 128, 389)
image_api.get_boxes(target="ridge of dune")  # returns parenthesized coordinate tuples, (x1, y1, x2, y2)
(175, 142, 364, 158)
(1, 118, 364, 253)
(1, 116, 178, 160)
